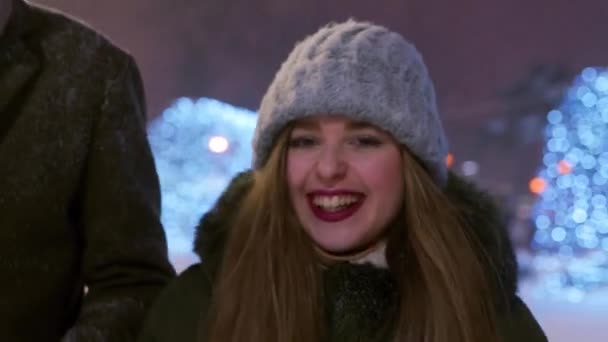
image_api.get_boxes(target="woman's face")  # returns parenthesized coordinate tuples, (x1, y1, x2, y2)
(286, 115, 404, 254)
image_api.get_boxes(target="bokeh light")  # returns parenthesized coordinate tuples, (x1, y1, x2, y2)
(533, 67, 608, 297)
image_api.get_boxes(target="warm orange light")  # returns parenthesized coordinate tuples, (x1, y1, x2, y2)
(445, 153, 454, 168)
(558, 160, 573, 175)
(529, 177, 547, 194)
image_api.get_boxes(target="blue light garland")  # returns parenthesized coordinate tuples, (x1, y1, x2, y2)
(533, 67, 608, 298)
(148, 97, 256, 265)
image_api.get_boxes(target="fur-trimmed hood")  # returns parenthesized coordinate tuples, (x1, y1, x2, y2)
(192, 170, 518, 302)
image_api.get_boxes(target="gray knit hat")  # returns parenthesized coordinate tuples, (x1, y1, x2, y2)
(253, 19, 448, 185)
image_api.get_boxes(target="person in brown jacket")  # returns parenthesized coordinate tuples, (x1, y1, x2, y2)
(0, 1, 175, 340)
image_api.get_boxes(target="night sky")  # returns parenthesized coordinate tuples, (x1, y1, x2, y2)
(32, 0, 608, 194)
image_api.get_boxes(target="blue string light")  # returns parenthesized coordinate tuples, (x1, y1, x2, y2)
(533, 67, 608, 298)
(148, 97, 256, 265)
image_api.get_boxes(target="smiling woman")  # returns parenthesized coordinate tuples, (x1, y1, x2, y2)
(286, 116, 404, 257)
(138, 19, 548, 342)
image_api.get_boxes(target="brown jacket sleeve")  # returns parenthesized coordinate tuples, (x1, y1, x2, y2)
(62, 55, 176, 341)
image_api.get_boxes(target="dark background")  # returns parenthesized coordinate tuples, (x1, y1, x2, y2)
(33, 0, 608, 197)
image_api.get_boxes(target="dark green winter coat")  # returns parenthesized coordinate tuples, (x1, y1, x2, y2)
(138, 171, 548, 342)
(0, 1, 175, 341)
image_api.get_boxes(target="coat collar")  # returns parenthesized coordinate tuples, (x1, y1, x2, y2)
(193, 170, 519, 303)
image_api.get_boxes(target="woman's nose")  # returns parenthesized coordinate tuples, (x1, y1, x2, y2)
(314, 145, 347, 183)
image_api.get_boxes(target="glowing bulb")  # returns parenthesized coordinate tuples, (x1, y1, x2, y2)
(208, 136, 229, 153)
(529, 177, 547, 194)
(558, 160, 573, 174)
(445, 153, 454, 168)
(461, 160, 479, 176)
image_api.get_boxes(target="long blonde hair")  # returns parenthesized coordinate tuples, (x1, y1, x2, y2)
(204, 128, 498, 341)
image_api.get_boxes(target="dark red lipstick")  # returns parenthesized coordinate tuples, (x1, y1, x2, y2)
(307, 190, 364, 222)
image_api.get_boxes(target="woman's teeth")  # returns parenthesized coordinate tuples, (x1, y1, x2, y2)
(312, 195, 359, 211)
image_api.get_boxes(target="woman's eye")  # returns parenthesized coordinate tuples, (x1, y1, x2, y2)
(288, 136, 317, 148)
(351, 136, 383, 147)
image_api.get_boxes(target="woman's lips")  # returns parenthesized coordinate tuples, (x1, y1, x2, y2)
(307, 191, 365, 222)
